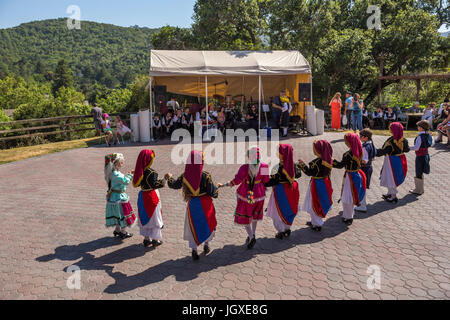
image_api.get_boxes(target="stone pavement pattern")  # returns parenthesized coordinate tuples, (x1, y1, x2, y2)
(0, 133, 449, 300)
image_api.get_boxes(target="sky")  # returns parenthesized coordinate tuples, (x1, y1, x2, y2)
(0, 0, 448, 32)
(0, 0, 197, 29)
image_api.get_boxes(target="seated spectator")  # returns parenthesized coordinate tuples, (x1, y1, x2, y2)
(384, 107, 396, 129)
(217, 106, 226, 133)
(172, 109, 184, 130)
(115, 116, 134, 141)
(422, 103, 436, 130)
(362, 105, 370, 128)
(162, 111, 174, 138)
(101, 113, 118, 146)
(437, 102, 449, 119)
(372, 107, 384, 129)
(152, 113, 162, 140)
(407, 102, 421, 113)
(435, 111, 450, 145)
(246, 104, 259, 132)
(182, 107, 194, 135)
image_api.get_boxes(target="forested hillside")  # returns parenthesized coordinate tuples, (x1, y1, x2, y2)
(0, 18, 158, 90)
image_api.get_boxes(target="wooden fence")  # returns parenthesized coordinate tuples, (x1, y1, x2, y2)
(0, 113, 133, 149)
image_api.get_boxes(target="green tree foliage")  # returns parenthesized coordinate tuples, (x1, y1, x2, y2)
(52, 60, 74, 94)
(191, 0, 267, 50)
(97, 88, 133, 114)
(0, 75, 52, 110)
(150, 26, 194, 50)
(126, 75, 150, 112)
(264, 0, 445, 107)
(0, 19, 158, 92)
(12, 86, 88, 120)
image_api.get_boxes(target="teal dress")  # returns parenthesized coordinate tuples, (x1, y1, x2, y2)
(105, 170, 136, 228)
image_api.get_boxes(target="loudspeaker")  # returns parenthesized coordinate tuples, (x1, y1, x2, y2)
(154, 85, 167, 110)
(298, 83, 312, 102)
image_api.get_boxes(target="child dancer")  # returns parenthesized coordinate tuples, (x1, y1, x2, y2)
(356, 129, 377, 212)
(376, 122, 410, 203)
(333, 133, 367, 225)
(298, 140, 334, 231)
(409, 120, 434, 196)
(219, 147, 270, 249)
(265, 144, 301, 239)
(104, 153, 136, 239)
(166, 151, 219, 261)
(133, 150, 166, 248)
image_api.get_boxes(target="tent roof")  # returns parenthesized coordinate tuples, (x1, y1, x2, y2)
(150, 50, 311, 76)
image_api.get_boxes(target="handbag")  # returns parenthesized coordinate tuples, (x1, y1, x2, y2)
(342, 114, 348, 126)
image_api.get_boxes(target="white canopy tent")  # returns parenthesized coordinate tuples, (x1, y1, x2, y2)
(148, 50, 312, 139)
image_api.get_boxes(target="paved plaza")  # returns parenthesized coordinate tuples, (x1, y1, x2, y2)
(0, 132, 449, 300)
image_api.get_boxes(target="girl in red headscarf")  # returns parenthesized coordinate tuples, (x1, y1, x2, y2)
(219, 147, 270, 249)
(133, 150, 166, 248)
(166, 151, 219, 261)
(333, 133, 367, 225)
(376, 122, 410, 203)
(265, 144, 301, 239)
(298, 140, 334, 231)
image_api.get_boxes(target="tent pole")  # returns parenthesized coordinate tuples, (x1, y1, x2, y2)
(205, 75, 209, 141)
(149, 76, 154, 142)
(258, 75, 261, 138)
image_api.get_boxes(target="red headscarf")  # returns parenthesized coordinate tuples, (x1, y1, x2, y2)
(313, 140, 333, 169)
(279, 144, 295, 184)
(133, 150, 155, 187)
(183, 150, 204, 196)
(344, 133, 363, 163)
(389, 122, 404, 149)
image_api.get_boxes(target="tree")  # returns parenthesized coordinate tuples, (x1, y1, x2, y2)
(265, 0, 443, 107)
(52, 60, 73, 94)
(191, 0, 267, 50)
(150, 26, 194, 50)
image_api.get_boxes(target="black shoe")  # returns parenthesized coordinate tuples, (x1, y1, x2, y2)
(143, 239, 152, 247)
(343, 219, 353, 225)
(119, 232, 133, 239)
(306, 222, 313, 228)
(204, 244, 211, 255)
(192, 250, 200, 261)
(152, 240, 163, 247)
(386, 197, 398, 204)
(382, 194, 390, 200)
(247, 236, 256, 249)
(245, 237, 250, 244)
(284, 229, 291, 238)
(113, 231, 121, 237)
(275, 232, 284, 240)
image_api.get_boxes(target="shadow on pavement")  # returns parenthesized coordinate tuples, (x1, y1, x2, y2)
(102, 215, 349, 294)
(354, 193, 419, 220)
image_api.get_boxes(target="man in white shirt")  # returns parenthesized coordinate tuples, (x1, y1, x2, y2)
(167, 98, 180, 111)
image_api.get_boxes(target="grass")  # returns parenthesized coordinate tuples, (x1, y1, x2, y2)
(0, 136, 104, 165)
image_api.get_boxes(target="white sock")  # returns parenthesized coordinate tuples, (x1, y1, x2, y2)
(251, 221, 258, 236)
(245, 226, 253, 239)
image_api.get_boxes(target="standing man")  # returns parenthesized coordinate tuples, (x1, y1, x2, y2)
(167, 97, 180, 112)
(272, 90, 286, 130)
(91, 103, 103, 136)
(344, 91, 353, 130)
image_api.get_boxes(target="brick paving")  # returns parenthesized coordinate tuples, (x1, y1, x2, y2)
(0, 132, 449, 300)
